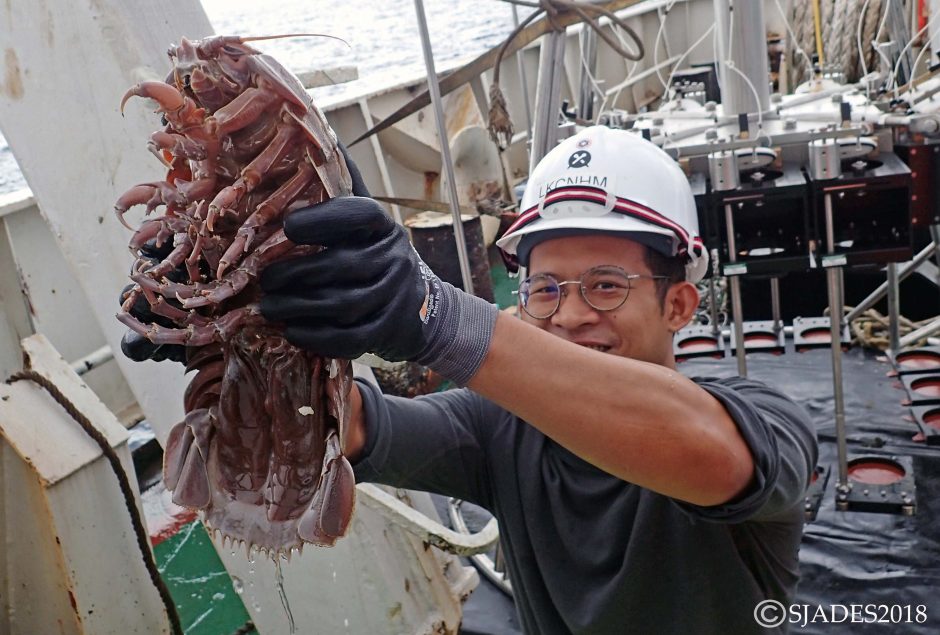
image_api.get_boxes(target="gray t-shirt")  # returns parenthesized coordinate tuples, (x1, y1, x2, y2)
(353, 376, 818, 635)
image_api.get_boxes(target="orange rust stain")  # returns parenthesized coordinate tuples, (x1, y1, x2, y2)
(445, 86, 481, 138)
(2, 48, 23, 99)
(424, 171, 439, 200)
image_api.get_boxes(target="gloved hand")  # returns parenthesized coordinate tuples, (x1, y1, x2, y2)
(118, 239, 188, 364)
(260, 196, 497, 387)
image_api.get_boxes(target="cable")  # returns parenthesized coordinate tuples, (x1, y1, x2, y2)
(903, 30, 935, 98)
(597, 20, 648, 122)
(663, 24, 717, 106)
(892, 9, 940, 95)
(654, 2, 678, 91)
(875, 0, 892, 49)
(724, 62, 766, 127)
(724, 3, 763, 127)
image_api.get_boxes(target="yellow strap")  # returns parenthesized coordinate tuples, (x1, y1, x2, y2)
(812, 0, 825, 67)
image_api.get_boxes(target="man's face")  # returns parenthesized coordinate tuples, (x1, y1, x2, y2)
(520, 235, 694, 367)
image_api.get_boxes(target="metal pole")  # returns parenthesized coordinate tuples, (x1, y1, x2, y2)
(930, 224, 940, 290)
(413, 0, 475, 295)
(770, 277, 782, 333)
(844, 241, 937, 322)
(724, 203, 747, 377)
(931, 0, 940, 58)
(71, 345, 114, 377)
(887, 262, 901, 351)
(578, 27, 598, 121)
(708, 278, 721, 336)
(529, 31, 567, 172)
(712, 0, 771, 115)
(824, 192, 849, 493)
(900, 314, 940, 348)
(512, 4, 534, 141)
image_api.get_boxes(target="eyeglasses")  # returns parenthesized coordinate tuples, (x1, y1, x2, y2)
(513, 265, 669, 319)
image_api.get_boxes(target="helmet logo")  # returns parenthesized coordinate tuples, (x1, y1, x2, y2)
(568, 150, 591, 168)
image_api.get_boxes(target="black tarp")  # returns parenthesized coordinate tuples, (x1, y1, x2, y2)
(449, 347, 940, 634)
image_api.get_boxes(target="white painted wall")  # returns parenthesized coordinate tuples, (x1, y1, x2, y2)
(0, 0, 212, 442)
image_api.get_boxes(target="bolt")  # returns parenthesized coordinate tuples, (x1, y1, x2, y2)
(784, 119, 797, 130)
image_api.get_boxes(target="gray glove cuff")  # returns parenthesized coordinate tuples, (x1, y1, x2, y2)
(414, 279, 498, 386)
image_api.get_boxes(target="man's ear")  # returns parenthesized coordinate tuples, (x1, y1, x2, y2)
(663, 281, 700, 332)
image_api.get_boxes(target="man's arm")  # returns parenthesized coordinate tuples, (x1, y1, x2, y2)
(261, 199, 760, 508)
(469, 312, 755, 507)
(343, 381, 366, 462)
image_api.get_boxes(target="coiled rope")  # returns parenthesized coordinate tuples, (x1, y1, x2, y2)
(862, 0, 885, 75)
(840, 307, 940, 350)
(789, 0, 880, 85)
(6, 370, 184, 635)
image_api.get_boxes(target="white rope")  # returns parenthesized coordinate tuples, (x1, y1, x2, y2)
(862, 0, 884, 73)
(792, 0, 816, 86)
(841, 0, 862, 80)
(856, 0, 874, 80)
(870, 0, 894, 79)
(775, 0, 814, 89)
(824, 0, 838, 68)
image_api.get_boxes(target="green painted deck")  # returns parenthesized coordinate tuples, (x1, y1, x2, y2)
(155, 521, 253, 634)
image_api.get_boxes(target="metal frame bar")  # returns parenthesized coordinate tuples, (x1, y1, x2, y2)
(844, 241, 938, 323)
(413, 0, 475, 294)
(724, 203, 747, 377)
(356, 484, 499, 557)
(823, 193, 850, 495)
(357, 98, 403, 226)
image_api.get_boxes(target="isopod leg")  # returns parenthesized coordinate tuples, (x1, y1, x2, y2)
(217, 162, 315, 276)
(297, 431, 355, 546)
(163, 408, 214, 509)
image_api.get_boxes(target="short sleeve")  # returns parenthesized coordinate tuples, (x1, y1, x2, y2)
(673, 377, 818, 523)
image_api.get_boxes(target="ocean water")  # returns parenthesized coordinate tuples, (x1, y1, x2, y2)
(0, 0, 517, 196)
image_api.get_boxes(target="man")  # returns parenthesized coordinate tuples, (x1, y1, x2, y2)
(127, 126, 817, 633)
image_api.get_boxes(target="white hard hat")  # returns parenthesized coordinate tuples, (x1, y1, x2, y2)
(497, 126, 708, 283)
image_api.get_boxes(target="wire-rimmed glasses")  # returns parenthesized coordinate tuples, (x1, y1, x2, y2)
(514, 265, 669, 319)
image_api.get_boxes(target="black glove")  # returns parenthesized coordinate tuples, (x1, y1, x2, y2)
(118, 239, 188, 364)
(260, 200, 497, 386)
